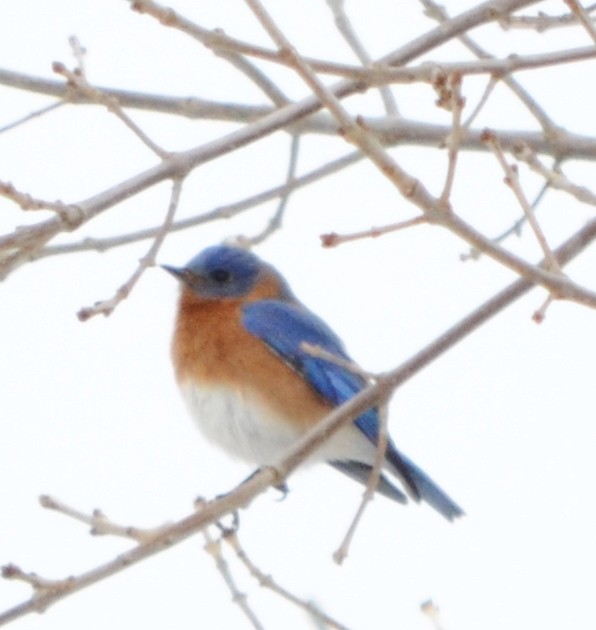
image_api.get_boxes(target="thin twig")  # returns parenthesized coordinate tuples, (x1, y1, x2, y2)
(460, 178, 551, 261)
(499, 4, 596, 30)
(514, 144, 596, 206)
(3, 217, 596, 626)
(4, 110, 596, 270)
(300, 342, 375, 382)
(483, 131, 561, 273)
(321, 216, 427, 248)
(68, 35, 87, 74)
(461, 75, 498, 130)
(0, 101, 63, 134)
(2, 116, 596, 307)
(223, 530, 353, 630)
(77, 177, 183, 321)
(242, 0, 596, 308)
(246, 134, 301, 246)
(5, 0, 596, 310)
(563, 0, 596, 43)
(36, 150, 364, 258)
(40, 495, 171, 543)
(52, 61, 169, 159)
(223, 54, 289, 107)
(202, 524, 265, 630)
(3, 43, 596, 104)
(438, 72, 465, 205)
(326, 0, 398, 115)
(0, 180, 84, 225)
(420, 0, 561, 137)
(0, 60, 371, 277)
(333, 405, 389, 565)
(532, 293, 555, 323)
(130, 0, 291, 106)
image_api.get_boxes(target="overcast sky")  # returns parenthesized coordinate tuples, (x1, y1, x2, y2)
(2, 2, 596, 630)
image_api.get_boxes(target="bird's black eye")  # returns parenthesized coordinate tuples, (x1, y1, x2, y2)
(210, 268, 231, 283)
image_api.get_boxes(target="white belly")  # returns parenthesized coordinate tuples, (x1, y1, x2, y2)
(179, 380, 377, 467)
(180, 381, 303, 465)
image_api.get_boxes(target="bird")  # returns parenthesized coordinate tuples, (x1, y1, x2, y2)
(163, 244, 463, 521)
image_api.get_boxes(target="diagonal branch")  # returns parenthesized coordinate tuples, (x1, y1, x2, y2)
(3, 43, 596, 113)
(243, 0, 596, 308)
(76, 177, 183, 321)
(2, 216, 596, 626)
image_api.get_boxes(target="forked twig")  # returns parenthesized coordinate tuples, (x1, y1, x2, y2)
(243, 0, 596, 309)
(222, 529, 353, 630)
(483, 131, 561, 273)
(3, 218, 596, 626)
(202, 523, 265, 630)
(326, 0, 398, 115)
(77, 177, 183, 321)
(52, 61, 168, 159)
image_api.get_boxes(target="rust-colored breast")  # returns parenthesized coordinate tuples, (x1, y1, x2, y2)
(171, 287, 331, 430)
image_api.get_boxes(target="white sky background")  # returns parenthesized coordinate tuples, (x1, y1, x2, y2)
(1, 1, 596, 629)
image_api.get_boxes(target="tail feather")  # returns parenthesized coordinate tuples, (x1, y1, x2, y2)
(397, 452, 464, 521)
(330, 455, 464, 522)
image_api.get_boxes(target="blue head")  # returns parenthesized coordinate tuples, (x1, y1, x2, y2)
(163, 245, 291, 301)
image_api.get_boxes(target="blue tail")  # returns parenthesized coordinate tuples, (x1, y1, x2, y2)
(393, 451, 464, 521)
(331, 453, 464, 521)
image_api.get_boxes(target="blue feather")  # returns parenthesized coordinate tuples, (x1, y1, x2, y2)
(242, 300, 464, 520)
(242, 300, 362, 401)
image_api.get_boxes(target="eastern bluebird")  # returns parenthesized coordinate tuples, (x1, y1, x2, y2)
(163, 245, 463, 521)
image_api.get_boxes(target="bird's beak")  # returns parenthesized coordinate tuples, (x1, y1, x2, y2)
(161, 265, 204, 292)
(161, 264, 187, 282)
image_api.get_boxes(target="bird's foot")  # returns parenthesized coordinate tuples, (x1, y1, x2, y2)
(273, 481, 289, 501)
(215, 509, 240, 535)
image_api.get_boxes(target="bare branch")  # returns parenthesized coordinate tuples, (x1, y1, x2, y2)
(461, 75, 498, 130)
(35, 150, 363, 259)
(0, 101, 63, 134)
(242, 0, 596, 308)
(563, 0, 596, 42)
(2, 1, 596, 626)
(223, 529, 353, 630)
(499, 6, 582, 30)
(321, 216, 427, 248)
(333, 406, 388, 565)
(39, 495, 170, 543)
(0, 181, 84, 223)
(419, 0, 561, 137)
(245, 134, 301, 246)
(483, 131, 561, 272)
(514, 143, 596, 206)
(438, 72, 465, 205)
(3, 216, 596, 625)
(3, 43, 596, 112)
(460, 177, 552, 261)
(326, 0, 398, 115)
(300, 342, 375, 382)
(52, 60, 168, 158)
(202, 523, 265, 630)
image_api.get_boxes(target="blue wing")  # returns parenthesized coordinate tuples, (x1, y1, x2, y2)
(242, 300, 463, 520)
(242, 299, 363, 405)
(242, 299, 421, 491)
